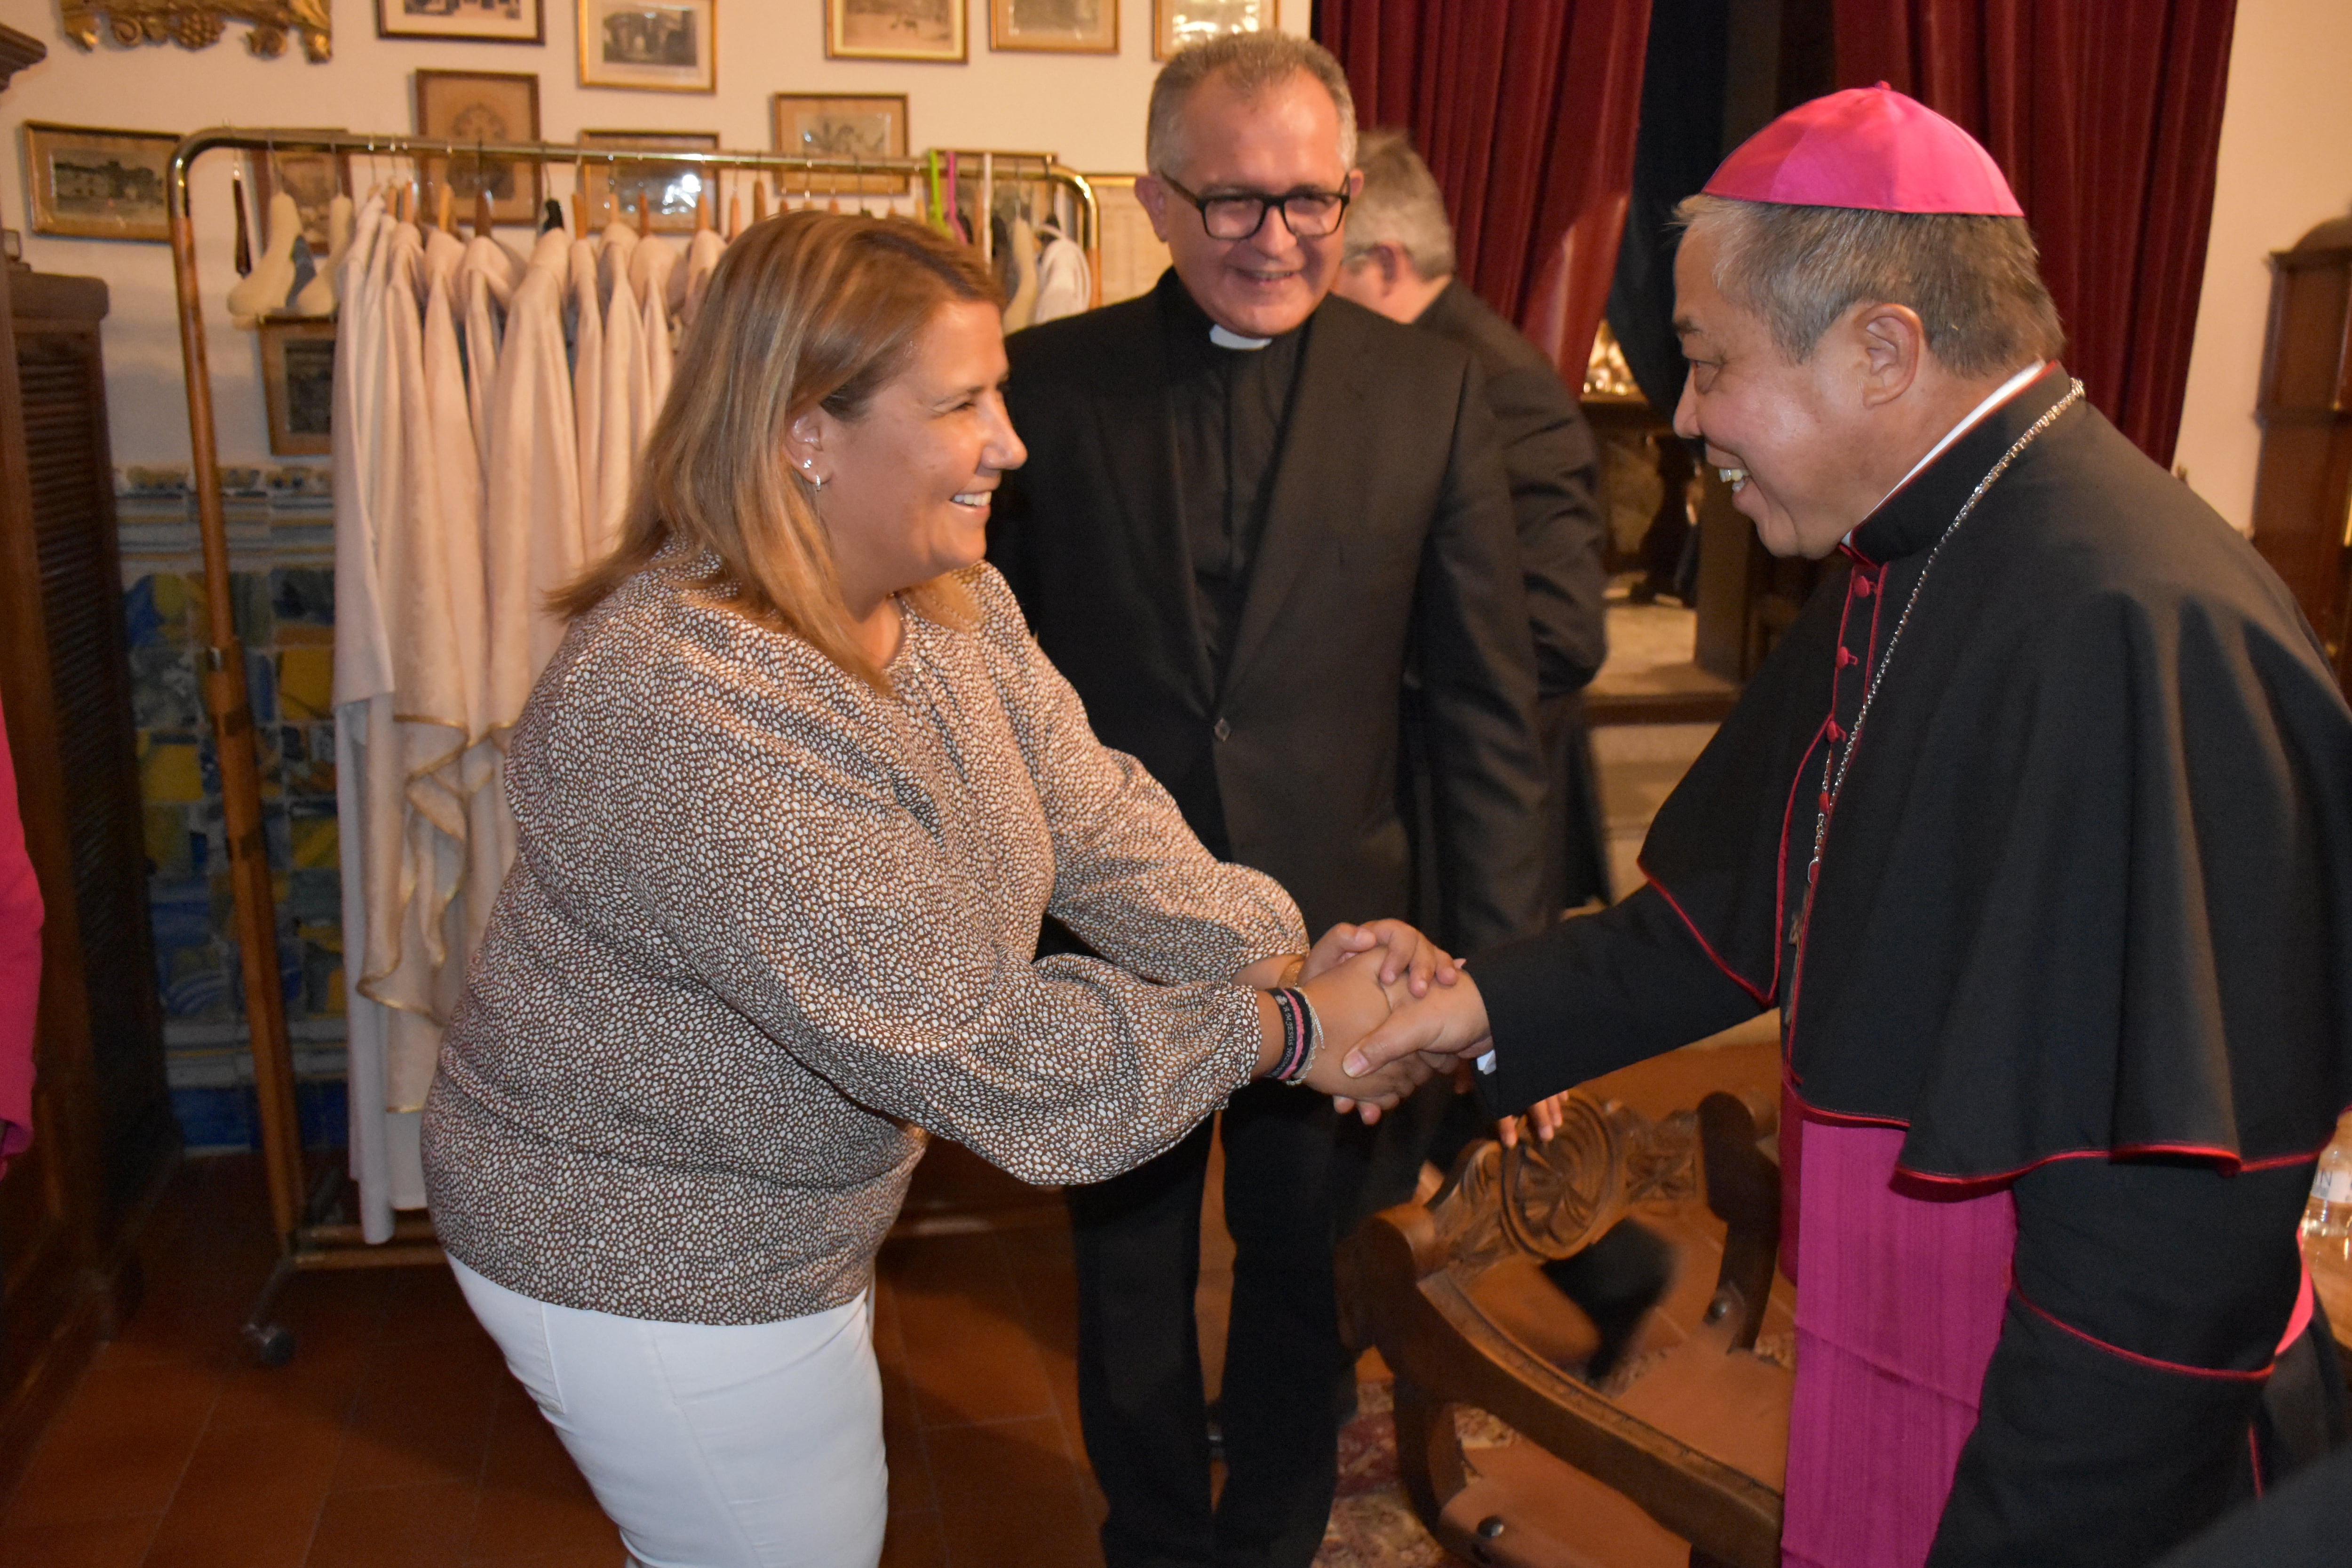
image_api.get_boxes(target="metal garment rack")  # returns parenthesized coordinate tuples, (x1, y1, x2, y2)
(163, 128, 1099, 1364)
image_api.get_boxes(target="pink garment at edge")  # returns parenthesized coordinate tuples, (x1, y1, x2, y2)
(1704, 84, 2024, 217)
(0, 692, 43, 1175)
(1777, 1097, 2015, 1568)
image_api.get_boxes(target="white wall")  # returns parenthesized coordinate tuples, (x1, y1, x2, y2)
(2173, 0, 2352, 533)
(0, 0, 1303, 465)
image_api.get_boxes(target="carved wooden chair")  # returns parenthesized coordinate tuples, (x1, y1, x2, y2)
(1338, 1034, 1791, 1568)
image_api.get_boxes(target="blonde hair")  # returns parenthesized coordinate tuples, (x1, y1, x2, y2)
(556, 212, 1001, 692)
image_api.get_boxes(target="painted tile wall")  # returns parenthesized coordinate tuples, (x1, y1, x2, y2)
(117, 464, 350, 1152)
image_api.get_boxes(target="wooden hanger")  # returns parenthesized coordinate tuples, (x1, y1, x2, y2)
(397, 180, 415, 227)
(435, 182, 453, 235)
(636, 195, 652, 239)
(754, 180, 768, 223)
(695, 187, 711, 234)
(572, 183, 588, 236)
(474, 188, 493, 240)
(728, 191, 742, 240)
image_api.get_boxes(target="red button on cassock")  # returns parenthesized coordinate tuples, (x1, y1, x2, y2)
(1836, 646, 1857, 668)
(1853, 576, 1875, 598)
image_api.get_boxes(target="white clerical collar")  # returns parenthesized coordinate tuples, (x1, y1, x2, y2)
(1845, 360, 2046, 547)
(1884, 360, 2048, 504)
(1209, 324, 1273, 350)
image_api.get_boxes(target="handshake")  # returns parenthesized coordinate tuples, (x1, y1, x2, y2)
(1242, 918, 1501, 1124)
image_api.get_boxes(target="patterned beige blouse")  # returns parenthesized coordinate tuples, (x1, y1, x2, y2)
(421, 558, 1304, 1325)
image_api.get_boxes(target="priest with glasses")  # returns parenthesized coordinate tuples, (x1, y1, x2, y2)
(990, 32, 1549, 1568)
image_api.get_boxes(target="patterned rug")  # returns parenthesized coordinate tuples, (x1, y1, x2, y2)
(1315, 1381, 1513, 1568)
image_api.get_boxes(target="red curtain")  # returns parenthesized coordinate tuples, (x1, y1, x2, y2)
(1317, 0, 1653, 381)
(1834, 0, 2238, 465)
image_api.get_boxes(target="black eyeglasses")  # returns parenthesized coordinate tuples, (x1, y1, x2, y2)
(1160, 175, 1351, 241)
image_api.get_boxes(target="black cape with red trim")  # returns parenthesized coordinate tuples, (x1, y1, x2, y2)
(1475, 366, 2352, 1180)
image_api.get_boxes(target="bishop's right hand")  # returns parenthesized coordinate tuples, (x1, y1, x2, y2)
(1340, 971, 1494, 1082)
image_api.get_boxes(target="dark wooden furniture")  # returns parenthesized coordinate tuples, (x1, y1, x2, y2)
(2249, 215, 2352, 700)
(1341, 1034, 1790, 1568)
(0, 257, 178, 1492)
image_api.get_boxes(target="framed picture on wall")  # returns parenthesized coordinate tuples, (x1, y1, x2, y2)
(259, 318, 337, 457)
(1153, 0, 1274, 60)
(19, 122, 176, 242)
(826, 0, 966, 64)
(991, 0, 1115, 54)
(376, 0, 545, 44)
(413, 70, 543, 224)
(771, 93, 909, 197)
(578, 0, 717, 93)
(252, 136, 353, 254)
(579, 130, 719, 231)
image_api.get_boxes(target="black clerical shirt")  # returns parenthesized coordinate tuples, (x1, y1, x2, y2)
(1160, 282, 1311, 684)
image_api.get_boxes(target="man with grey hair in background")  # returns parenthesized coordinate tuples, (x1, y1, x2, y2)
(989, 33, 1549, 1568)
(1329, 127, 1671, 1376)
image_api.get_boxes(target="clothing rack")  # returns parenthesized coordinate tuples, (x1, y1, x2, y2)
(162, 127, 1100, 1365)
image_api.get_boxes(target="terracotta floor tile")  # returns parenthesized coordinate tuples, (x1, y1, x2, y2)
(307, 1480, 481, 1567)
(372, 1262, 492, 1348)
(2, 1357, 221, 1526)
(881, 1234, 1060, 1429)
(920, 1417, 1103, 1568)
(879, 1507, 946, 1568)
(465, 1391, 620, 1563)
(329, 1336, 504, 1493)
(881, 1367, 939, 1516)
(142, 1417, 338, 1568)
(0, 1512, 160, 1568)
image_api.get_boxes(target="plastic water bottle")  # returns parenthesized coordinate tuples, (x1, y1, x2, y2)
(2302, 1125, 2352, 1266)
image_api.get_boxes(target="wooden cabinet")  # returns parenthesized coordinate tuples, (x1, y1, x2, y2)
(0, 260, 177, 1490)
(2250, 215, 2352, 698)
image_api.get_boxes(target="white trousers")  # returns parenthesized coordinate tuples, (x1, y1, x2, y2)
(450, 1257, 888, 1568)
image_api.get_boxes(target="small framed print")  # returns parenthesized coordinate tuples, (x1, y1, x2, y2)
(579, 0, 717, 93)
(1153, 0, 1274, 60)
(991, 0, 1114, 53)
(413, 70, 543, 225)
(579, 130, 719, 231)
(826, 0, 966, 63)
(19, 122, 177, 242)
(375, 0, 545, 44)
(253, 136, 352, 254)
(771, 94, 909, 197)
(259, 318, 336, 457)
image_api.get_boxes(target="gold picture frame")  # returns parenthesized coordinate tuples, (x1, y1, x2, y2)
(259, 317, 336, 456)
(413, 69, 543, 225)
(826, 0, 965, 64)
(578, 0, 717, 93)
(990, 0, 1114, 54)
(251, 135, 352, 253)
(579, 130, 720, 231)
(18, 121, 177, 243)
(375, 0, 543, 44)
(1152, 0, 1274, 60)
(771, 93, 910, 197)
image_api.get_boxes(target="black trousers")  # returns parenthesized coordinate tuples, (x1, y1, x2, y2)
(1068, 1079, 1346, 1568)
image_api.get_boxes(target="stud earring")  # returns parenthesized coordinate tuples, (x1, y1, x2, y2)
(801, 459, 825, 491)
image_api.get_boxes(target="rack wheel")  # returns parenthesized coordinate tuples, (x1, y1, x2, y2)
(244, 1321, 296, 1367)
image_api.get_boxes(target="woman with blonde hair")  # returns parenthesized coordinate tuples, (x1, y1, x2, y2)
(421, 212, 1437, 1568)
